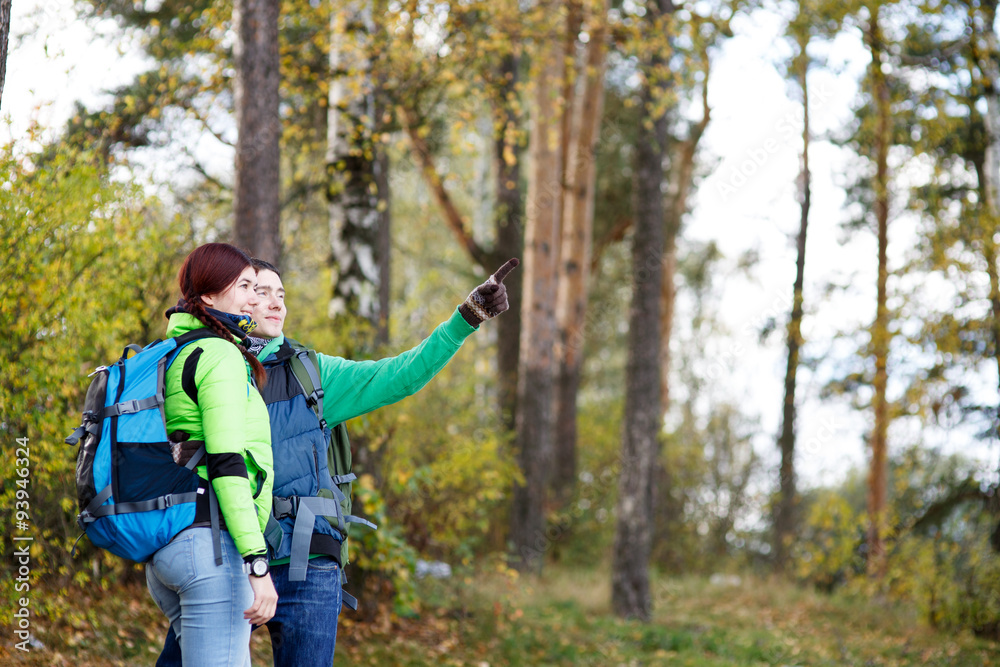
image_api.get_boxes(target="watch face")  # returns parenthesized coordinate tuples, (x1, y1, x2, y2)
(252, 559, 268, 577)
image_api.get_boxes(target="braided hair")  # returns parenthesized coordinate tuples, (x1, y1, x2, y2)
(177, 243, 267, 387)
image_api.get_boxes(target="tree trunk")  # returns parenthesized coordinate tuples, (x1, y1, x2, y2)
(865, 7, 891, 580)
(980, 0, 1000, 219)
(493, 52, 525, 433)
(374, 139, 391, 346)
(327, 0, 384, 332)
(0, 0, 11, 111)
(232, 0, 282, 264)
(552, 10, 609, 505)
(973, 0, 1000, 539)
(510, 2, 565, 573)
(612, 85, 667, 624)
(611, 0, 672, 621)
(774, 30, 810, 573)
(557, 0, 583, 248)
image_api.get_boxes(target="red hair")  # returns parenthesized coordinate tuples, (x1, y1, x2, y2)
(177, 243, 266, 387)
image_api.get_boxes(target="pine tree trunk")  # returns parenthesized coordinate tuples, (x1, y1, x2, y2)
(866, 8, 891, 580)
(980, 1, 1000, 218)
(774, 32, 810, 572)
(973, 1, 1000, 533)
(0, 0, 11, 111)
(612, 84, 667, 622)
(552, 12, 609, 505)
(510, 3, 564, 572)
(327, 0, 384, 331)
(374, 142, 391, 346)
(232, 0, 282, 264)
(611, 0, 671, 620)
(493, 52, 525, 433)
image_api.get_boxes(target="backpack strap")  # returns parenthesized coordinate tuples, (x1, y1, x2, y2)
(277, 342, 377, 599)
(278, 494, 377, 582)
(287, 346, 326, 426)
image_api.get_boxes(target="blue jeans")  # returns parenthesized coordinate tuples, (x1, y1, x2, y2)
(157, 557, 343, 667)
(146, 527, 252, 667)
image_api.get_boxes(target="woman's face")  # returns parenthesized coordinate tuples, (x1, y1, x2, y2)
(200, 266, 260, 316)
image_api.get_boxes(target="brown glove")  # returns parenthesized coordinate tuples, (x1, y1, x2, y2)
(459, 258, 519, 327)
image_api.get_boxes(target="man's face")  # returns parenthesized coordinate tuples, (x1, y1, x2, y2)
(252, 269, 286, 339)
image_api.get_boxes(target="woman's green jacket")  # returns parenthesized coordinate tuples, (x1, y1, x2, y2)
(163, 312, 272, 558)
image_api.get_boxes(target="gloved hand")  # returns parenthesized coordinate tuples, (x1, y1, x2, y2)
(459, 258, 519, 327)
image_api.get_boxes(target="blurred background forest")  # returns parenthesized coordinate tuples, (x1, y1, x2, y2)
(4, 0, 1000, 663)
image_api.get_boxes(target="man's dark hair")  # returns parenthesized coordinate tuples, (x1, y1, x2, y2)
(251, 258, 281, 276)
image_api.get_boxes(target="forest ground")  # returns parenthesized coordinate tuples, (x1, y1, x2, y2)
(2, 565, 996, 666)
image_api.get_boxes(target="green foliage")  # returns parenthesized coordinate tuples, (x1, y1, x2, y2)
(378, 361, 520, 561)
(890, 512, 1000, 639)
(347, 474, 422, 615)
(542, 399, 624, 566)
(794, 487, 867, 591)
(0, 132, 194, 623)
(793, 446, 1000, 638)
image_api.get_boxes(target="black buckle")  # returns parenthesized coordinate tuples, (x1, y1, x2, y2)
(273, 496, 298, 520)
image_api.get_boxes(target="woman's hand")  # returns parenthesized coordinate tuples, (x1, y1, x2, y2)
(244, 572, 278, 625)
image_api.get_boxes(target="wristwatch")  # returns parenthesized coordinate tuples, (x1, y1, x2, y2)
(247, 556, 269, 578)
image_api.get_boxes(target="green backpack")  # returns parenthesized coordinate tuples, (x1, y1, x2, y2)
(285, 342, 367, 568)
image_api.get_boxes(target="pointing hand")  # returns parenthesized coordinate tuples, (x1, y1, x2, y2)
(459, 258, 519, 327)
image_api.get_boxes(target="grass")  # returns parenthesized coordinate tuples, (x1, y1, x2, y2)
(3, 565, 997, 666)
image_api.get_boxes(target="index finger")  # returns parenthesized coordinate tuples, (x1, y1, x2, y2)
(491, 258, 520, 284)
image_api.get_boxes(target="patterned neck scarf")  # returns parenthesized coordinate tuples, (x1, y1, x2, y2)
(245, 335, 270, 356)
(166, 300, 258, 340)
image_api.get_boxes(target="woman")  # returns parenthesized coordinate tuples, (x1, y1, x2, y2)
(145, 243, 278, 666)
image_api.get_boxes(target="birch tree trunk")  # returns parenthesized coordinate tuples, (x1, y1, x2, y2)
(232, 0, 282, 264)
(552, 8, 609, 504)
(612, 0, 672, 621)
(327, 0, 386, 333)
(510, 1, 565, 572)
(774, 29, 810, 572)
(865, 5, 891, 579)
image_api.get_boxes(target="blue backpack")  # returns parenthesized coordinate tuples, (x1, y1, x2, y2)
(66, 330, 219, 563)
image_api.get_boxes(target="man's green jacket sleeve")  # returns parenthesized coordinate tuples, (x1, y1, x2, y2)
(317, 308, 477, 426)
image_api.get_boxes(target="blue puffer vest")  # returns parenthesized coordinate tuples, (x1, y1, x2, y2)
(259, 341, 344, 565)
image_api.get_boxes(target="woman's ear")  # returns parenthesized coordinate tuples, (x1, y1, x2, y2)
(200, 293, 215, 307)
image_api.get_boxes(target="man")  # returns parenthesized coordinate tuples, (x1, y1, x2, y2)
(158, 257, 518, 667)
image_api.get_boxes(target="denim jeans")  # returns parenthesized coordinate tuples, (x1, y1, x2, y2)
(146, 527, 253, 667)
(156, 556, 343, 667)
